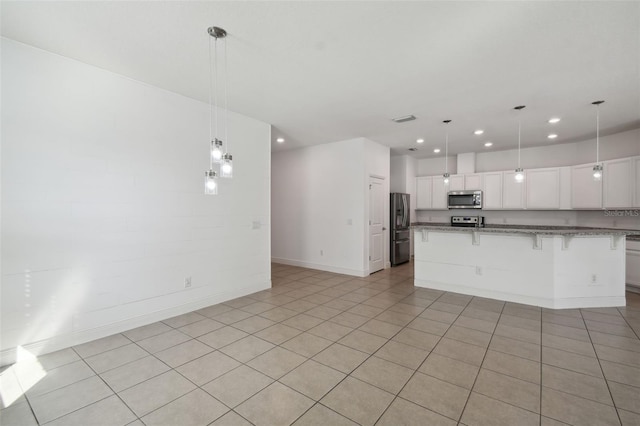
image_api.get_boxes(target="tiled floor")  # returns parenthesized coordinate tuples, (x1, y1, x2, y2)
(2, 262, 640, 426)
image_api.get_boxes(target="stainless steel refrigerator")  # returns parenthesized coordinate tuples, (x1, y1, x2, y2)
(390, 193, 410, 266)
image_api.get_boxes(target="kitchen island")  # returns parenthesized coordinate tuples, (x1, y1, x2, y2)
(413, 224, 640, 309)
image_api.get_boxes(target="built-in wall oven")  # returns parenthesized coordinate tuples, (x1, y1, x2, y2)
(448, 190, 482, 209)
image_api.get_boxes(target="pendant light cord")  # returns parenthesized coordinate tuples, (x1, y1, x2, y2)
(224, 37, 229, 154)
(208, 35, 213, 169)
(214, 38, 219, 144)
(517, 116, 521, 169)
(596, 105, 600, 164)
(445, 127, 449, 174)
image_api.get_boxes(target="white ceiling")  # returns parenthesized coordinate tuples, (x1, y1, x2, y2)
(2, 1, 639, 158)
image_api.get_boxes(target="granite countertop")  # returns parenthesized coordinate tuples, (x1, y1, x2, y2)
(411, 222, 640, 238)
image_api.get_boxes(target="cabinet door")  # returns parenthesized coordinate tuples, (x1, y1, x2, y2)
(526, 168, 560, 209)
(450, 175, 465, 191)
(416, 177, 432, 209)
(431, 176, 448, 209)
(604, 158, 633, 208)
(503, 171, 525, 209)
(635, 157, 640, 208)
(465, 174, 483, 191)
(483, 172, 503, 209)
(571, 164, 603, 209)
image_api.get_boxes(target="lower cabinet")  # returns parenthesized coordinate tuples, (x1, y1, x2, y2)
(627, 241, 640, 291)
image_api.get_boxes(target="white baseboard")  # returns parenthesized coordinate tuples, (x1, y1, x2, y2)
(415, 279, 626, 310)
(0, 281, 270, 367)
(271, 257, 367, 277)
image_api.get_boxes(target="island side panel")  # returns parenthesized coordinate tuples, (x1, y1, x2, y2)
(413, 230, 626, 309)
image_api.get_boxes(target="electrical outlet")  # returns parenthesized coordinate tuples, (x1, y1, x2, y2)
(591, 274, 597, 284)
(184, 277, 192, 288)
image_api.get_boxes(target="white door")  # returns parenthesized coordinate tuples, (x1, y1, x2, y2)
(369, 177, 384, 274)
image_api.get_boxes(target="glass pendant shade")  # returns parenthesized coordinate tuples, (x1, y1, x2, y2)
(514, 168, 525, 183)
(220, 153, 233, 178)
(592, 164, 603, 181)
(211, 139, 223, 163)
(443, 172, 450, 185)
(204, 170, 218, 195)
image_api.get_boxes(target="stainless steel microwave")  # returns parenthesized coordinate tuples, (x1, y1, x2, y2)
(448, 190, 482, 209)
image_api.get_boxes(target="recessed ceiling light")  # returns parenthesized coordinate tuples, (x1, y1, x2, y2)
(276, 137, 285, 143)
(548, 134, 558, 139)
(416, 138, 424, 144)
(484, 142, 493, 147)
(433, 148, 441, 153)
(474, 130, 484, 135)
(548, 117, 561, 124)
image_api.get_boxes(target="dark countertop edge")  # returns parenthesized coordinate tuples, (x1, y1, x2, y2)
(411, 223, 640, 237)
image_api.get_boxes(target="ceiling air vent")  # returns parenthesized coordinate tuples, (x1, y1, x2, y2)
(392, 115, 416, 123)
(408, 148, 418, 151)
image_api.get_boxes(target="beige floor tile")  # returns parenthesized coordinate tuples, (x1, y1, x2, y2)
(195, 304, 233, 318)
(541, 387, 620, 426)
(236, 382, 314, 426)
(473, 369, 540, 413)
(432, 338, 486, 367)
(308, 321, 354, 341)
(589, 331, 640, 353)
(542, 322, 591, 342)
(292, 403, 358, 426)
(375, 310, 416, 327)
(29, 376, 113, 424)
(542, 364, 613, 405)
(542, 312, 586, 329)
(601, 360, 640, 387)
(399, 372, 469, 420)
(542, 333, 597, 357)
(499, 314, 541, 332)
(239, 301, 278, 314)
(202, 365, 273, 408)
(393, 328, 440, 351)
(73, 334, 131, 358)
(259, 307, 299, 322)
(212, 309, 254, 325)
(377, 397, 457, 426)
(419, 308, 458, 324)
(455, 315, 497, 334)
(177, 318, 225, 337)
(282, 332, 333, 358)
(35, 348, 81, 370)
(247, 346, 307, 379)
(489, 335, 541, 362)
(100, 355, 170, 392)
(280, 360, 345, 400)
(162, 312, 206, 328)
(196, 326, 248, 349)
(232, 315, 277, 334)
(23, 359, 94, 398)
(444, 325, 492, 348)
(154, 339, 214, 368)
(176, 351, 241, 386)
(494, 323, 541, 345)
(608, 381, 640, 414)
(338, 330, 388, 354)
(358, 319, 402, 338)
(209, 411, 253, 426)
(84, 343, 149, 374)
(282, 314, 325, 331)
(619, 409, 640, 426)
(351, 356, 413, 394)
(0, 401, 38, 426)
(374, 340, 429, 369)
(312, 343, 368, 374)
(44, 394, 135, 426)
(330, 312, 370, 328)
(141, 388, 228, 426)
(118, 370, 196, 417)
(282, 299, 319, 313)
(254, 323, 302, 345)
(321, 377, 394, 426)
(407, 317, 450, 336)
(542, 346, 603, 378)
(595, 344, 640, 368)
(136, 330, 191, 354)
(305, 305, 342, 320)
(347, 304, 385, 318)
(461, 392, 539, 426)
(419, 353, 479, 389)
(482, 349, 540, 384)
(218, 336, 275, 363)
(323, 298, 358, 311)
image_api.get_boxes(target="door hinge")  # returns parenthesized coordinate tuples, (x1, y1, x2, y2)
(369, 256, 371, 261)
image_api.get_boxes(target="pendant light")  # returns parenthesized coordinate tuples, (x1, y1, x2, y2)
(204, 26, 233, 195)
(592, 100, 604, 181)
(443, 120, 451, 185)
(513, 105, 526, 183)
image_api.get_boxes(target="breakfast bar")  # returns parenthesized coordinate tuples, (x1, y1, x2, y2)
(413, 224, 639, 309)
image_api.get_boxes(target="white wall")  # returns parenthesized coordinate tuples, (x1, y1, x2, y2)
(272, 137, 389, 276)
(1, 39, 271, 365)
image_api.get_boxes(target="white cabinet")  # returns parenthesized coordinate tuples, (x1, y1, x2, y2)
(559, 167, 572, 210)
(571, 163, 603, 209)
(465, 174, 483, 191)
(526, 168, 560, 209)
(604, 158, 634, 208)
(635, 157, 640, 207)
(502, 171, 525, 209)
(449, 175, 465, 191)
(431, 176, 448, 209)
(483, 172, 503, 210)
(416, 177, 432, 209)
(627, 240, 640, 290)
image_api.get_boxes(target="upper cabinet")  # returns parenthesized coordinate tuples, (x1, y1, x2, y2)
(416, 177, 432, 209)
(525, 168, 561, 209)
(464, 174, 483, 191)
(483, 172, 503, 210)
(603, 158, 634, 208)
(416, 175, 464, 210)
(502, 171, 525, 209)
(571, 163, 603, 209)
(635, 157, 640, 208)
